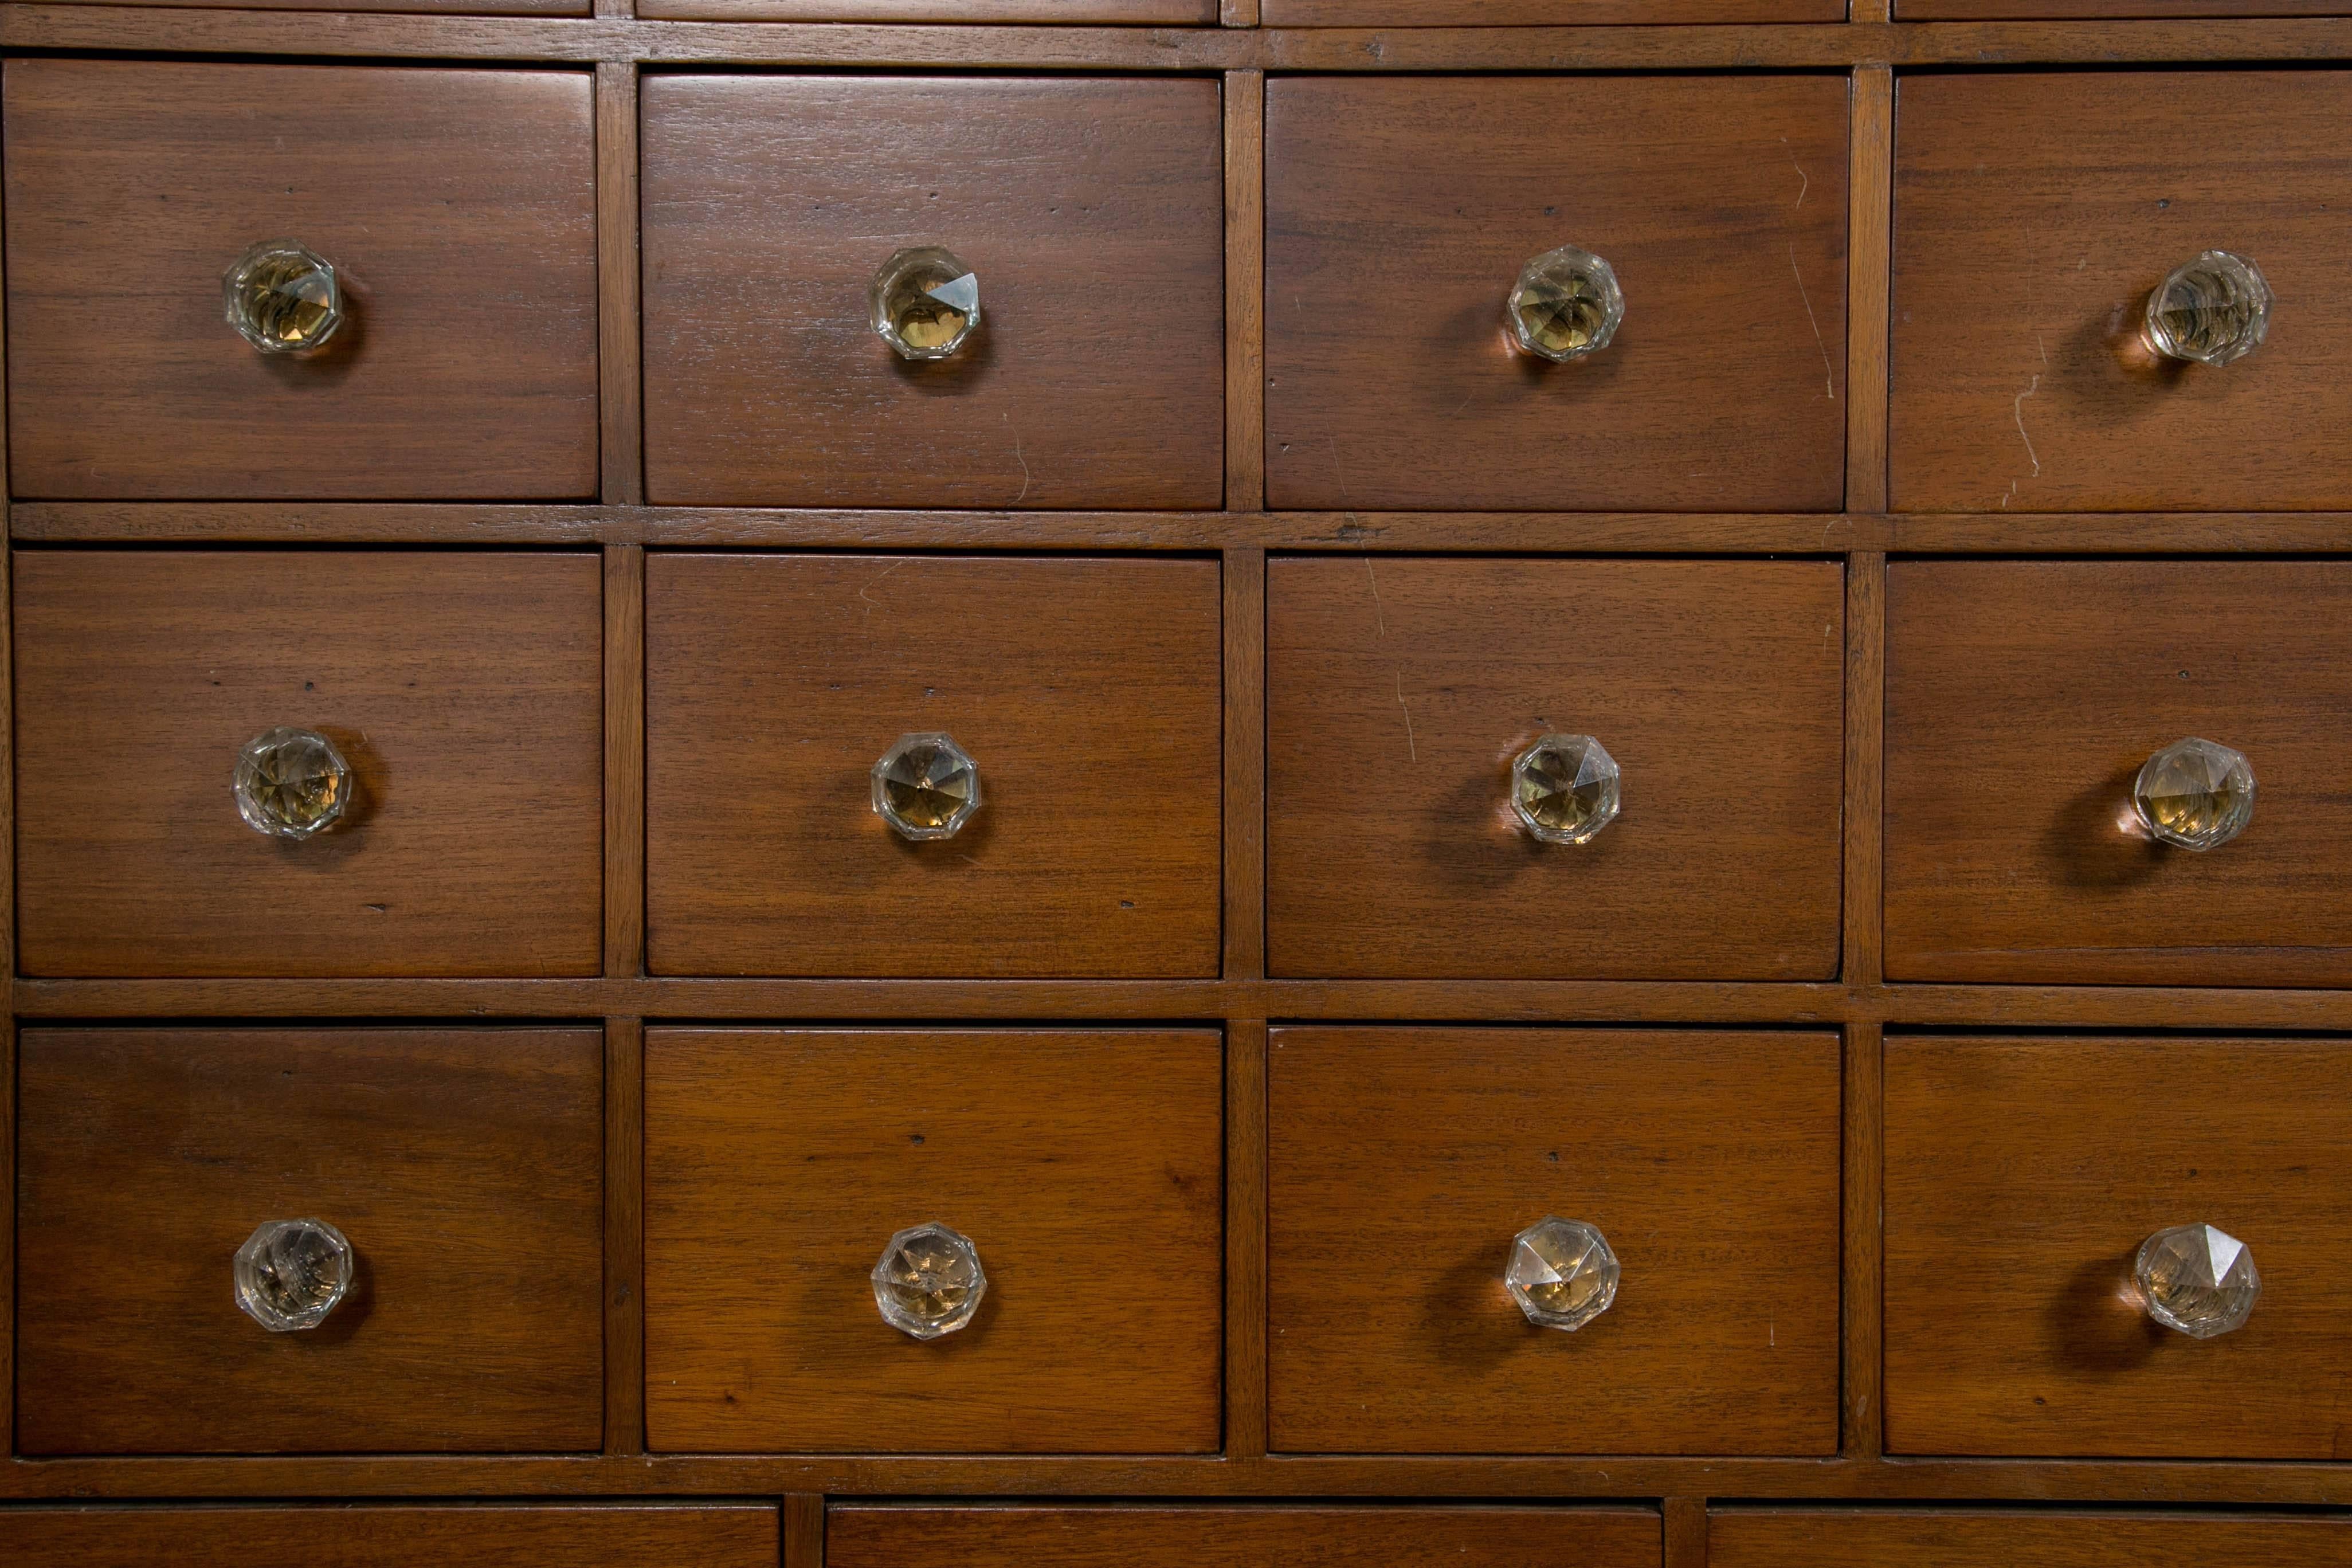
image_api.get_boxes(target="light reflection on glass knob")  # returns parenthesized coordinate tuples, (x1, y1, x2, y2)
(1506, 1216, 1620, 1331)
(234, 726, 352, 840)
(1505, 245, 1624, 362)
(1510, 733, 1621, 845)
(872, 1221, 986, 1340)
(234, 1218, 354, 1332)
(872, 732, 981, 841)
(2135, 1223, 2260, 1339)
(2131, 736, 2254, 850)
(224, 240, 344, 355)
(871, 245, 981, 360)
(2142, 251, 2272, 366)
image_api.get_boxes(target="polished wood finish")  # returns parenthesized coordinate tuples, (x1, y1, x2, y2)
(14, 1027, 603, 1455)
(648, 0, 1212, 19)
(1902, 0, 2352, 19)
(1267, 0, 1836, 23)
(14, 551, 603, 978)
(1846, 70, 1892, 515)
(2, 61, 597, 501)
(1224, 73, 1267, 513)
(1268, 1027, 1841, 1455)
(597, 62, 645, 508)
(602, 1017, 647, 1456)
(1224, 1018, 1271, 1460)
(0, 1506, 779, 1565)
(1712, 1509, 2352, 1565)
(1264, 75, 1847, 512)
(640, 75, 1222, 508)
(642, 1028, 1224, 1453)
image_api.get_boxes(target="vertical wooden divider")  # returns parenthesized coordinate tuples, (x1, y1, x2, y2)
(1843, 552, 1885, 991)
(1225, 1018, 1270, 1460)
(1841, 1017, 1885, 1458)
(784, 1493, 825, 1567)
(604, 1016, 647, 1456)
(605, 544, 647, 975)
(1223, 548, 1267, 984)
(1224, 69, 1265, 518)
(1664, 1496, 1708, 1568)
(597, 60, 645, 511)
(1846, 66, 1893, 516)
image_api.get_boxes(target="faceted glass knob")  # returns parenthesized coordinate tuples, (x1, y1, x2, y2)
(1510, 733, 1621, 845)
(2132, 736, 2255, 851)
(2135, 1222, 2260, 1339)
(2142, 250, 2272, 367)
(234, 1218, 354, 1332)
(1506, 1217, 1620, 1332)
(234, 726, 352, 840)
(870, 245, 981, 361)
(871, 731, 982, 841)
(1505, 245, 1624, 362)
(223, 240, 344, 355)
(871, 1221, 986, 1340)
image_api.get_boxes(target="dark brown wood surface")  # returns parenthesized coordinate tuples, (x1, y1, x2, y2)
(1267, 0, 1836, 21)
(14, 1028, 604, 1455)
(648, 0, 1211, 19)
(642, 1028, 1224, 1453)
(1712, 1509, 2352, 1565)
(1264, 75, 1848, 512)
(1901, 0, 2352, 21)
(2, 60, 598, 501)
(645, 554, 1222, 977)
(1885, 560, 2352, 986)
(1267, 558, 1845, 979)
(641, 75, 1223, 508)
(1891, 71, 2352, 512)
(14, 551, 603, 977)
(1268, 1027, 1842, 1455)
(0, 1506, 778, 1565)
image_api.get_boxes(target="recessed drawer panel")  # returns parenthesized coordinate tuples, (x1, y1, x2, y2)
(1885, 560, 2352, 985)
(1264, 76, 1848, 512)
(1266, 557, 1844, 980)
(2, 60, 598, 500)
(15, 550, 604, 978)
(1268, 1028, 1842, 1456)
(1713, 1510, 2352, 1566)
(14, 1028, 605, 1456)
(644, 1028, 1224, 1453)
(1265, 0, 1835, 25)
(1884, 1036, 2352, 1459)
(0, 1507, 777, 1565)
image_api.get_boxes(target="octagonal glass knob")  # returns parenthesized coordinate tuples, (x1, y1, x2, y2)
(2135, 1222, 2260, 1339)
(1505, 245, 1624, 362)
(234, 1218, 354, 1332)
(2132, 736, 2254, 851)
(872, 1220, 986, 1340)
(234, 726, 352, 840)
(871, 245, 980, 361)
(872, 731, 981, 841)
(2143, 251, 2271, 367)
(224, 240, 344, 355)
(1510, 733, 1621, 845)
(1506, 1216, 1620, 1331)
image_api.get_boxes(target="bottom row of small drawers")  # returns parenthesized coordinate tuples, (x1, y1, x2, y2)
(14, 1026, 2347, 1459)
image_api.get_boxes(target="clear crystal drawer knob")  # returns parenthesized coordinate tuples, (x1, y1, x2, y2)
(234, 726, 352, 840)
(2135, 1223, 2260, 1339)
(872, 732, 982, 841)
(1511, 733, 1621, 844)
(1506, 1217, 1620, 1331)
(223, 240, 345, 355)
(2132, 736, 2255, 850)
(234, 1218, 354, 1332)
(2142, 250, 2272, 366)
(871, 245, 981, 360)
(1505, 245, 1624, 362)
(872, 1221, 986, 1340)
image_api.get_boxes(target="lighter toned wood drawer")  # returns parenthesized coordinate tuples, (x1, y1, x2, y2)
(1714, 1510, 2352, 1566)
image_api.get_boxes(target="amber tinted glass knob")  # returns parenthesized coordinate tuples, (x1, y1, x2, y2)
(2132, 736, 2254, 850)
(1506, 1217, 1620, 1331)
(234, 726, 352, 840)
(1505, 245, 1624, 362)
(872, 1221, 986, 1339)
(871, 245, 981, 360)
(872, 732, 982, 841)
(1510, 733, 1621, 844)
(2142, 251, 2271, 366)
(224, 241, 344, 355)
(234, 1218, 354, 1331)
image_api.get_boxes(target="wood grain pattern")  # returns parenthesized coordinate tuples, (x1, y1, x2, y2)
(1268, 1027, 1843, 1455)
(1264, 0, 1834, 22)
(1846, 68, 1891, 513)
(785, 1494, 825, 1568)
(1712, 1510, 2352, 1566)
(1666, 1498, 1708, 1568)
(14, 551, 604, 978)
(603, 1017, 646, 1456)
(603, 544, 646, 975)
(1892, 71, 2352, 512)
(1903, 0, 2352, 19)
(0, 1506, 778, 1565)
(35, 0, 589, 12)
(597, 63, 645, 507)
(1844, 553, 1885, 987)
(1267, 558, 1845, 979)
(1885, 1036, 2352, 1460)
(14, 1028, 604, 1455)
(1840, 1021, 1884, 1456)
(2, 61, 598, 501)
(642, 1028, 1224, 1453)
(1225, 1018, 1270, 1460)
(645, 0, 1212, 19)
(1885, 560, 2352, 985)
(1225, 71, 1266, 513)
(1224, 548, 1268, 978)
(645, 554, 1222, 978)
(641, 75, 1223, 508)
(1264, 75, 1848, 511)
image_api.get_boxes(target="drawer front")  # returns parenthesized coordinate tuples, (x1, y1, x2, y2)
(15, 550, 604, 978)
(646, 554, 1222, 978)
(1264, 76, 1848, 512)
(1884, 560, 2352, 986)
(1884, 1036, 2352, 1459)
(15, 1028, 605, 1456)
(644, 1028, 1224, 1452)
(1713, 1510, 2352, 1566)
(1268, 1028, 1841, 1455)
(830, 1506, 1663, 1567)
(3, 61, 598, 501)
(1265, 0, 1835, 23)
(641, 76, 1224, 508)
(1266, 558, 1844, 980)
(1891, 72, 2352, 511)
(0, 1507, 777, 1565)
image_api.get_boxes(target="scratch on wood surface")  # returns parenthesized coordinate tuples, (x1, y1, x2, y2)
(2012, 373, 2043, 479)
(1362, 551, 1386, 638)
(1395, 671, 1417, 763)
(1782, 136, 1809, 210)
(1005, 412, 1031, 504)
(1789, 241, 1834, 399)
(857, 558, 906, 617)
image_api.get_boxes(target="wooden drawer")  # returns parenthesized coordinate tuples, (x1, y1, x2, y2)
(644, 1028, 1224, 1452)
(641, 76, 1223, 508)
(1268, 1028, 1841, 1455)
(1891, 72, 2352, 511)
(14, 1028, 605, 1456)
(1264, 76, 1848, 512)
(2, 61, 598, 501)
(0, 1506, 777, 1565)
(1265, 0, 1834, 24)
(830, 1506, 1663, 1567)
(1714, 1510, 2352, 1566)
(15, 550, 603, 978)
(645, 554, 1222, 978)
(1884, 560, 2352, 986)
(1266, 558, 1844, 980)
(1885, 1036, 2352, 1459)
